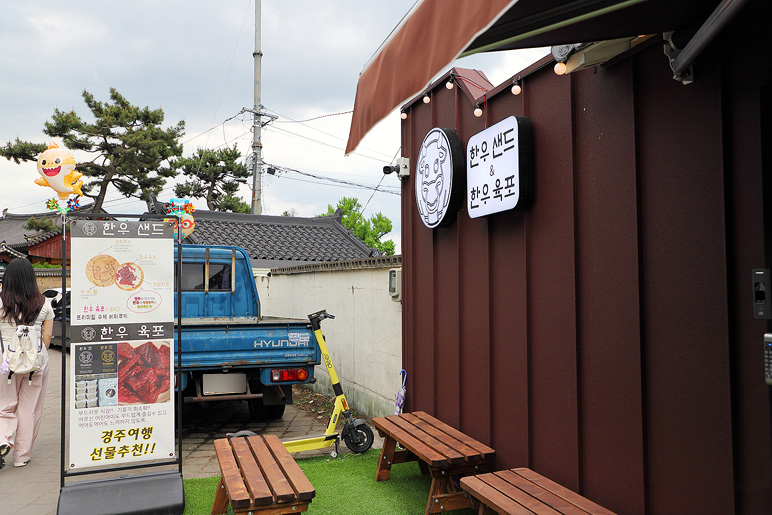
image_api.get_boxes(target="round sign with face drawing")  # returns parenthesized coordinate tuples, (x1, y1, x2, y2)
(415, 127, 465, 228)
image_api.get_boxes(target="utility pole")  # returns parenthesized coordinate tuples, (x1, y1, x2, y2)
(251, 0, 263, 214)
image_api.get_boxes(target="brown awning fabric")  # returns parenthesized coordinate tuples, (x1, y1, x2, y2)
(345, 0, 724, 155)
(345, 0, 516, 154)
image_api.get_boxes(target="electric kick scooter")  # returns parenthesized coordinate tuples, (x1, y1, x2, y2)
(282, 310, 374, 457)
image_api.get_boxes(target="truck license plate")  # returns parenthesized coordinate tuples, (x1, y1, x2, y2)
(202, 373, 247, 395)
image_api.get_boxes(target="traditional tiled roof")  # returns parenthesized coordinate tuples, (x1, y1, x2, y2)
(0, 241, 27, 259)
(149, 199, 379, 268)
(0, 204, 97, 253)
(0, 210, 62, 249)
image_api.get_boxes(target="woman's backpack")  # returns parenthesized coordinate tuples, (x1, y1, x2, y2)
(1, 321, 44, 385)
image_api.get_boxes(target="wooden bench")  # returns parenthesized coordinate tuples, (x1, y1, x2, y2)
(211, 434, 315, 515)
(372, 411, 495, 515)
(460, 468, 618, 515)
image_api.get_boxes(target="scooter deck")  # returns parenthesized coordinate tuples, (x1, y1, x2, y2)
(282, 432, 339, 453)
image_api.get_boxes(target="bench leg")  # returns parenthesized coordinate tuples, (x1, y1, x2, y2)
(425, 475, 472, 514)
(211, 476, 230, 515)
(376, 435, 397, 482)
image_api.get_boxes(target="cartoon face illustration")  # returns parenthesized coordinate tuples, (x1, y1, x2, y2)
(164, 212, 195, 240)
(35, 142, 84, 200)
(415, 128, 455, 228)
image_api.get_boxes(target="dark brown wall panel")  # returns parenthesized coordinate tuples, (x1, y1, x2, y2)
(725, 40, 772, 512)
(636, 48, 735, 514)
(431, 87, 464, 426)
(433, 226, 461, 426)
(573, 62, 646, 514)
(488, 92, 530, 469)
(457, 212, 492, 443)
(407, 102, 437, 413)
(522, 72, 580, 490)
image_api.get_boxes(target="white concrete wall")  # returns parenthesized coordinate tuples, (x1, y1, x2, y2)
(256, 260, 402, 418)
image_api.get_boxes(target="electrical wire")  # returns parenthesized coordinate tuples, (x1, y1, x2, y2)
(194, 0, 253, 174)
(263, 124, 392, 165)
(272, 110, 352, 124)
(263, 162, 400, 196)
(264, 107, 396, 161)
(362, 146, 401, 214)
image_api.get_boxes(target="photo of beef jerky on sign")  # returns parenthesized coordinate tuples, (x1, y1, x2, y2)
(117, 341, 171, 405)
(115, 262, 144, 291)
(86, 254, 120, 287)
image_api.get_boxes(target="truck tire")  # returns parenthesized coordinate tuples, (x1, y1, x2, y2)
(247, 398, 286, 420)
(247, 381, 286, 420)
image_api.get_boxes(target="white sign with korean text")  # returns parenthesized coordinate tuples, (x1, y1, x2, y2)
(467, 116, 524, 217)
(68, 220, 175, 470)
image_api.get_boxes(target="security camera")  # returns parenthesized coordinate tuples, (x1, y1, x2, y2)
(383, 165, 399, 175)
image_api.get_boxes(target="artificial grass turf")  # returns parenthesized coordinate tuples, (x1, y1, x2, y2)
(183, 449, 476, 515)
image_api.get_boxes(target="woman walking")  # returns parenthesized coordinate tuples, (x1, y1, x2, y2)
(0, 258, 54, 468)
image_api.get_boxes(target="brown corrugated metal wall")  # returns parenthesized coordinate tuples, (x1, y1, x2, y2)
(400, 27, 772, 514)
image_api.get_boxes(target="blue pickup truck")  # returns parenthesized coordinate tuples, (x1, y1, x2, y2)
(53, 244, 320, 420)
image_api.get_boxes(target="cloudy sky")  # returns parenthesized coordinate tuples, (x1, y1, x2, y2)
(0, 1, 548, 252)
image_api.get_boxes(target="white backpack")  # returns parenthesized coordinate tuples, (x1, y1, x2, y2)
(1, 322, 43, 384)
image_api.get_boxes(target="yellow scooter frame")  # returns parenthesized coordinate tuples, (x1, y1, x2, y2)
(282, 310, 374, 456)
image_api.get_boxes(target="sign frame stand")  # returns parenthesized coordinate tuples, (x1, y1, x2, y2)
(56, 213, 184, 515)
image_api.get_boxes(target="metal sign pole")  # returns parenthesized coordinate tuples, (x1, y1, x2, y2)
(59, 212, 67, 490)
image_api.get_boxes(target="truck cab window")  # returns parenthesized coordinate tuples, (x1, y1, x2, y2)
(177, 263, 231, 290)
(208, 264, 231, 290)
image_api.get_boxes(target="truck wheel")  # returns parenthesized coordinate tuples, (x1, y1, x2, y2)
(248, 399, 286, 420)
(344, 423, 374, 453)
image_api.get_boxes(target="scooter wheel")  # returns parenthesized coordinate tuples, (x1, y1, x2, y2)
(344, 423, 374, 453)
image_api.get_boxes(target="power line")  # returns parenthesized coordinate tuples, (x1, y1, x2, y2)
(263, 124, 393, 165)
(264, 107, 395, 161)
(362, 146, 401, 215)
(272, 110, 352, 124)
(264, 162, 400, 196)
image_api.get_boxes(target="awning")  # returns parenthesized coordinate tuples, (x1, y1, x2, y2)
(345, 0, 724, 155)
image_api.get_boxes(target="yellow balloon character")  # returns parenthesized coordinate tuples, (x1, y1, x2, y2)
(35, 142, 84, 200)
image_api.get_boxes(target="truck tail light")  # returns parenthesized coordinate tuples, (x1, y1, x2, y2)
(270, 368, 309, 382)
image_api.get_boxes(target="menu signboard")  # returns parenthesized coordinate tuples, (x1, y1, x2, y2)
(68, 219, 175, 470)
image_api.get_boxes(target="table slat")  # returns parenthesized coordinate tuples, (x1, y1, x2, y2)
(264, 435, 316, 502)
(413, 411, 495, 458)
(372, 416, 449, 467)
(213, 439, 251, 509)
(248, 436, 296, 503)
(513, 469, 617, 515)
(460, 476, 537, 515)
(231, 437, 272, 506)
(386, 414, 466, 464)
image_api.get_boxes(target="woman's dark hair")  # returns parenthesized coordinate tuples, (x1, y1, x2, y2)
(1, 258, 44, 325)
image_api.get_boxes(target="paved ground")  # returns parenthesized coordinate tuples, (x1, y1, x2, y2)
(0, 347, 381, 514)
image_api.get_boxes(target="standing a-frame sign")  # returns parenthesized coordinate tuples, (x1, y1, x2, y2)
(56, 214, 184, 515)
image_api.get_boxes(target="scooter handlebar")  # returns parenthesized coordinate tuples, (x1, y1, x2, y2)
(308, 309, 335, 330)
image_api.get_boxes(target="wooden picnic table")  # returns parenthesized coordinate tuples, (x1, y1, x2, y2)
(460, 468, 618, 515)
(211, 434, 315, 515)
(372, 411, 495, 515)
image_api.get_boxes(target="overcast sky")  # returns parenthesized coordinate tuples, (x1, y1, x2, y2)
(0, 1, 548, 252)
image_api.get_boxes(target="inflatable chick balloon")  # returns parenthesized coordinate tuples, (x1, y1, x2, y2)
(164, 198, 195, 240)
(35, 142, 84, 200)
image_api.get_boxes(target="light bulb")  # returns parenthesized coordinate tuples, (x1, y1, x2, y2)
(554, 62, 567, 75)
(445, 80, 454, 90)
(473, 106, 483, 118)
(400, 111, 407, 120)
(422, 94, 431, 104)
(511, 84, 522, 95)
